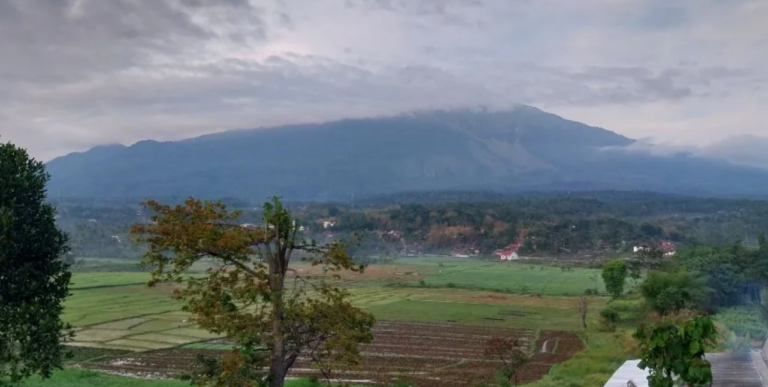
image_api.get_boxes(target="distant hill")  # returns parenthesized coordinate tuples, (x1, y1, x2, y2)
(45, 107, 768, 202)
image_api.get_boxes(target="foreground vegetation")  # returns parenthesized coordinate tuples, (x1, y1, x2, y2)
(25, 369, 328, 387)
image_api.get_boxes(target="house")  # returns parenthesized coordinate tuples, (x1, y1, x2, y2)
(497, 250, 519, 260)
(496, 241, 522, 261)
(660, 241, 676, 256)
(505, 242, 522, 251)
(320, 219, 337, 229)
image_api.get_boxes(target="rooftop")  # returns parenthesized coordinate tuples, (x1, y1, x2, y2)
(603, 351, 768, 387)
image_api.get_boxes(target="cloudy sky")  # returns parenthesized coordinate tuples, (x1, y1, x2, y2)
(2, 0, 766, 161)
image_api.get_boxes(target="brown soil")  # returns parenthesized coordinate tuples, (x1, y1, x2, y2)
(290, 264, 431, 281)
(81, 322, 584, 386)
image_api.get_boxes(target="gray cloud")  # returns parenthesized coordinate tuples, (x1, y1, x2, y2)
(1, 0, 767, 161)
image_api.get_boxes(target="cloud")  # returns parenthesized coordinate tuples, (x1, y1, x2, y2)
(1, 0, 766, 161)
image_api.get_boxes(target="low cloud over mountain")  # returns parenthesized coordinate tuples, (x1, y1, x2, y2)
(45, 107, 768, 202)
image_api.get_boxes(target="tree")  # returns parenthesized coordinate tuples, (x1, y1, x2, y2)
(577, 296, 589, 329)
(626, 245, 666, 279)
(483, 337, 532, 386)
(640, 270, 711, 316)
(634, 313, 717, 387)
(130, 197, 375, 387)
(601, 259, 628, 298)
(0, 140, 72, 386)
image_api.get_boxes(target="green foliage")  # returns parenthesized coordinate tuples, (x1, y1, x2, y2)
(640, 270, 711, 316)
(525, 331, 639, 387)
(601, 260, 628, 298)
(603, 299, 646, 326)
(23, 369, 328, 387)
(675, 241, 764, 308)
(0, 141, 73, 386)
(714, 305, 768, 340)
(626, 246, 667, 280)
(599, 308, 620, 323)
(634, 314, 717, 387)
(184, 343, 267, 387)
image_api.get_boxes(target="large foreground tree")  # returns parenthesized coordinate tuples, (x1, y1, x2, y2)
(131, 197, 375, 387)
(0, 140, 72, 386)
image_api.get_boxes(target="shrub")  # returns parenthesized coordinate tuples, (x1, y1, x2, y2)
(640, 270, 711, 315)
(600, 308, 620, 323)
(602, 259, 628, 299)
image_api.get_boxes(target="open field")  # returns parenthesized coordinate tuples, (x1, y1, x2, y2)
(79, 322, 584, 387)
(55, 257, 615, 386)
(297, 256, 610, 296)
(65, 268, 606, 352)
(65, 274, 219, 351)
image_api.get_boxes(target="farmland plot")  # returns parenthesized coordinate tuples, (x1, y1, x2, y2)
(80, 322, 584, 387)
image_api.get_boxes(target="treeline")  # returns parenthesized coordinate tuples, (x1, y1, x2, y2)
(54, 190, 768, 258)
(319, 202, 678, 255)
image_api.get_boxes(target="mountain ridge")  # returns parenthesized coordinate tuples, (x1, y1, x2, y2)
(45, 107, 768, 201)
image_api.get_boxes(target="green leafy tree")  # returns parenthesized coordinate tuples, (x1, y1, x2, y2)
(0, 140, 73, 386)
(130, 197, 375, 387)
(634, 313, 717, 387)
(640, 270, 711, 316)
(675, 242, 754, 307)
(601, 259, 628, 298)
(626, 245, 666, 279)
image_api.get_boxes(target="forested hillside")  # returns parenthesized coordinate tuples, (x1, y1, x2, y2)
(55, 191, 768, 259)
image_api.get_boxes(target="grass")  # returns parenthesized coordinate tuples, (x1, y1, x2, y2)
(62, 262, 614, 353)
(69, 272, 153, 290)
(63, 273, 215, 351)
(366, 299, 584, 331)
(387, 257, 607, 296)
(58, 259, 629, 386)
(24, 369, 328, 387)
(714, 304, 768, 340)
(23, 370, 191, 387)
(527, 330, 639, 387)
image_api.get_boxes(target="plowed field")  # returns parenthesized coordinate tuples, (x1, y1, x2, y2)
(80, 322, 584, 386)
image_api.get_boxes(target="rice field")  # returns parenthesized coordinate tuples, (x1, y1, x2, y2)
(79, 322, 585, 387)
(65, 270, 603, 352)
(64, 273, 219, 351)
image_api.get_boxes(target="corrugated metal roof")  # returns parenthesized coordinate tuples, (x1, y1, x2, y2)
(604, 351, 768, 387)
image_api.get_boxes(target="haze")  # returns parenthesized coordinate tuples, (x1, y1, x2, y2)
(1, 0, 766, 161)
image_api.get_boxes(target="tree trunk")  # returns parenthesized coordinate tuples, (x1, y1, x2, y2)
(268, 358, 287, 387)
(268, 254, 286, 387)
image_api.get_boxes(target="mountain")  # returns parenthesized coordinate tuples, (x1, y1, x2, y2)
(45, 106, 768, 202)
(698, 135, 768, 170)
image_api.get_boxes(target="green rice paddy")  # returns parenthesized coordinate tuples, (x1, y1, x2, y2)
(64, 258, 609, 352)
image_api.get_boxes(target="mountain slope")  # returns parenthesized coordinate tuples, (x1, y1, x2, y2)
(45, 107, 768, 201)
(698, 135, 768, 170)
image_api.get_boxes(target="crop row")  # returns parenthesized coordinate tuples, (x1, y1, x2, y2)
(81, 323, 583, 386)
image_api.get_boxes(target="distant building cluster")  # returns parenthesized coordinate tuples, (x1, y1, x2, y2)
(632, 241, 676, 256)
